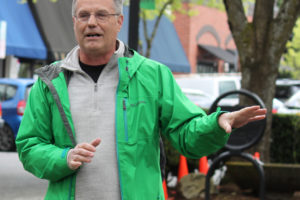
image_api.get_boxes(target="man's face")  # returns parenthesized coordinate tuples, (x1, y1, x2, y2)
(73, 0, 123, 56)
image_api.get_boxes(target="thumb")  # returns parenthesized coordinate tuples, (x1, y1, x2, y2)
(90, 138, 101, 147)
(222, 122, 232, 134)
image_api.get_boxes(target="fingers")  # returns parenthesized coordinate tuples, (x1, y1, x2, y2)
(240, 106, 267, 118)
(76, 142, 97, 152)
(224, 122, 232, 134)
(73, 147, 95, 158)
(67, 138, 101, 170)
(69, 160, 82, 169)
(248, 115, 266, 123)
(91, 138, 101, 147)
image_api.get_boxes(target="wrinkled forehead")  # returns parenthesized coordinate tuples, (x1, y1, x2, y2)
(72, 0, 117, 16)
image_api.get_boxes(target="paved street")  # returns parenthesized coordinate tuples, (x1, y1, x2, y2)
(0, 152, 48, 200)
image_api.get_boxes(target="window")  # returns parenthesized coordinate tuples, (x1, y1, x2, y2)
(6, 85, 17, 100)
(219, 81, 238, 98)
(0, 84, 17, 101)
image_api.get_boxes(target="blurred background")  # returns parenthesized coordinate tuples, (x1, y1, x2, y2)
(1, 0, 300, 199)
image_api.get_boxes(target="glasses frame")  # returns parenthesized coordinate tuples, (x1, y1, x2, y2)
(75, 12, 120, 23)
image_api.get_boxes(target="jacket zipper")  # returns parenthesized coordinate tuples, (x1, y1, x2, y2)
(94, 83, 98, 92)
(94, 83, 98, 109)
(68, 175, 74, 200)
(123, 98, 129, 142)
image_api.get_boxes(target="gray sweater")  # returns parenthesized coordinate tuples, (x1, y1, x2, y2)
(61, 41, 125, 200)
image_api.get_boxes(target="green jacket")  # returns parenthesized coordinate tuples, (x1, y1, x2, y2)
(16, 50, 229, 200)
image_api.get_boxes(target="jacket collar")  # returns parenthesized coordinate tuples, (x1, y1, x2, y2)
(117, 49, 146, 94)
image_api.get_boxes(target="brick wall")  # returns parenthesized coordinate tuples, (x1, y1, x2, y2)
(174, 4, 236, 73)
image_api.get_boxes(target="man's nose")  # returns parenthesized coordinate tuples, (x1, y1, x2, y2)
(87, 14, 97, 25)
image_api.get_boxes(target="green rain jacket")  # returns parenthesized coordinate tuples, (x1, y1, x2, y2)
(16, 49, 230, 200)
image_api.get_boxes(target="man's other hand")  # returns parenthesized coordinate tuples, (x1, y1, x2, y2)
(218, 106, 267, 134)
(67, 138, 101, 170)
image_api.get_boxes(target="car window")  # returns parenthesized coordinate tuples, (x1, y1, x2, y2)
(0, 84, 17, 101)
(219, 80, 238, 98)
(6, 85, 17, 100)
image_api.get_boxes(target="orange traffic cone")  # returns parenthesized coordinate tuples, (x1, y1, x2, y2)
(162, 179, 168, 199)
(199, 156, 209, 175)
(177, 155, 189, 182)
(253, 152, 260, 159)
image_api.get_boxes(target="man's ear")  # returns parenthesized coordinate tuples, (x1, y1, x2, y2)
(117, 14, 124, 32)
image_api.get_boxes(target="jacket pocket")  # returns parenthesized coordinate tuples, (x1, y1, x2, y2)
(122, 96, 159, 145)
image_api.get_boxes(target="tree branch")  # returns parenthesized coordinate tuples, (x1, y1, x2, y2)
(252, 0, 275, 53)
(271, 0, 300, 47)
(223, 0, 248, 48)
(143, 0, 173, 57)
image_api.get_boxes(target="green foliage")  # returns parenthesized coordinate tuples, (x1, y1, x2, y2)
(281, 19, 300, 79)
(140, 0, 185, 21)
(271, 114, 300, 163)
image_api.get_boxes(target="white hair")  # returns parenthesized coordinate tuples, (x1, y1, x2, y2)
(72, 0, 123, 16)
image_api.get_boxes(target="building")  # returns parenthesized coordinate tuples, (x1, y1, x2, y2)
(174, 4, 239, 74)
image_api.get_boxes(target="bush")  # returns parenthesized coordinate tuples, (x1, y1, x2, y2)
(271, 114, 300, 163)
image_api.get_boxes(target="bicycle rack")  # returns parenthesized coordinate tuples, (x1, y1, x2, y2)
(205, 89, 266, 200)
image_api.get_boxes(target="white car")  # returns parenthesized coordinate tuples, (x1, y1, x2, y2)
(175, 74, 241, 108)
(273, 95, 300, 114)
(181, 88, 213, 109)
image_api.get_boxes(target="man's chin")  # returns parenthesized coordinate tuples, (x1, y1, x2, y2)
(83, 45, 103, 53)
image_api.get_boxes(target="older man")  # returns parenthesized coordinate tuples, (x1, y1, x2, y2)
(16, 0, 266, 199)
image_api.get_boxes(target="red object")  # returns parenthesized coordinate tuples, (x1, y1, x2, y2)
(177, 155, 189, 182)
(162, 179, 168, 199)
(17, 100, 26, 116)
(253, 152, 260, 159)
(199, 156, 209, 175)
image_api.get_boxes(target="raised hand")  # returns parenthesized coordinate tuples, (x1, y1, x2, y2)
(218, 106, 267, 133)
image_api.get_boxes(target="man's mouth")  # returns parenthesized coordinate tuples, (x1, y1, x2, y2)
(86, 33, 101, 38)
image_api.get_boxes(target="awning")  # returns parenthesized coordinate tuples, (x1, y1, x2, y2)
(198, 44, 236, 64)
(0, 1, 47, 60)
(119, 6, 191, 73)
(29, 0, 77, 60)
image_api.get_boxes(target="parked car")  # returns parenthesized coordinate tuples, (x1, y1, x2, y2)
(0, 78, 35, 151)
(175, 74, 241, 107)
(181, 88, 213, 109)
(275, 79, 300, 102)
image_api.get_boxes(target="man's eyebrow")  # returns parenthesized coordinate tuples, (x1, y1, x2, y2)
(77, 10, 89, 14)
(78, 9, 109, 13)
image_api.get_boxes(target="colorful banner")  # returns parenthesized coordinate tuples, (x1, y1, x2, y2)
(0, 21, 7, 59)
(140, 0, 155, 10)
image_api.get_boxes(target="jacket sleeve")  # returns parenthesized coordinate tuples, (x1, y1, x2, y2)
(16, 78, 75, 182)
(158, 67, 230, 159)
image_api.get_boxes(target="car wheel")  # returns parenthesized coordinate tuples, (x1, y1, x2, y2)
(0, 124, 16, 151)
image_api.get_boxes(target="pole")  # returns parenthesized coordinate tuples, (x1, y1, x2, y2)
(128, 0, 140, 51)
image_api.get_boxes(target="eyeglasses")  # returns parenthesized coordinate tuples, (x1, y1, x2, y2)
(75, 12, 120, 23)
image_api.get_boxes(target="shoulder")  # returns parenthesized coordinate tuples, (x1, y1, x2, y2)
(132, 51, 172, 75)
(35, 61, 64, 81)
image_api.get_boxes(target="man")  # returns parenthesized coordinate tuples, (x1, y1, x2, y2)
(16, 0, 266, 199)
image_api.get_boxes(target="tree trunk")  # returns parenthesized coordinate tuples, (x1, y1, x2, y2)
(223, 0, 300, 162)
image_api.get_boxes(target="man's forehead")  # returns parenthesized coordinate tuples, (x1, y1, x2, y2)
(75, 0, 114, 13)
